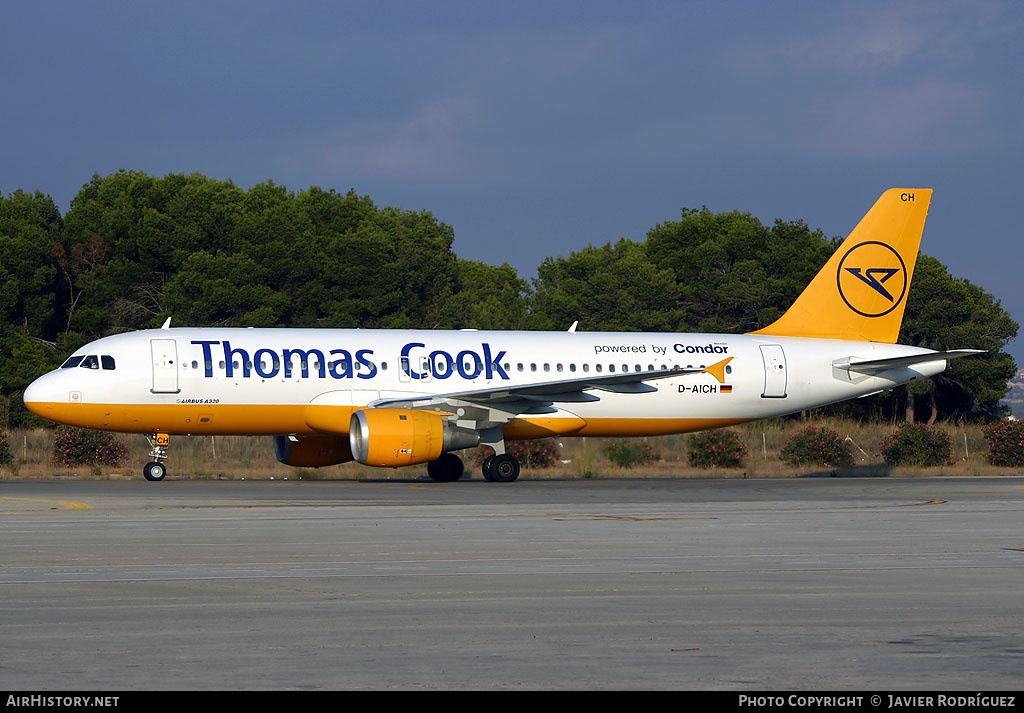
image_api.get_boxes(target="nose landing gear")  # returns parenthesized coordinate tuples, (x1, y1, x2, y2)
(143, 432, 170, 481)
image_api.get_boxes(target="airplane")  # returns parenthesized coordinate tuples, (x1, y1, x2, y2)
(23, 188, 980, 482)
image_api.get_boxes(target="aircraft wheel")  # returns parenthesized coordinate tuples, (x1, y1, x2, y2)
(481, 455, 495, 481)
(488, 454, 520, 483)
(427, 452, 464, 482)
(143, 461, 167, 482)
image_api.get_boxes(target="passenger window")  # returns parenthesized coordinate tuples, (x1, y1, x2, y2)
(609, 364, 615, 373)
(569, 364, 576, 373)
(583, 364, 589, 373)
(596, 364, 603, 373)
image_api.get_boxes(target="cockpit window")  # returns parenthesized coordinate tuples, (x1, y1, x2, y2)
(61, 356, 84, 369)
(80, 355, 99, 369)
(101, 355, 115, 370)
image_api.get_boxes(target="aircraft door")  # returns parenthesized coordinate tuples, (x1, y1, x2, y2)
(759, 344, 787, 398)
(151, 339, 180, 394)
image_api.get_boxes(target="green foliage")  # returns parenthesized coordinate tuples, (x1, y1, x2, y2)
(428, 260, 530, 329)
(530, 239, 684, 332)
(52, 426, 128, 468)
(687, 429, 748, 468)
(645, 210, 834, 333)
(779, 426, 853, 467)
(0, 431, 12, 467)
(602, 439, 659, 468)
(984, 421, 1024, 467)
(0, 171, 1015, 430)
(474, 439, 561, 469)
(878, 423, 952, 467)
(896, 255, 1018, 421)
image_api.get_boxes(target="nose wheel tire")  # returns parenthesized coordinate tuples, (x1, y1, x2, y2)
(143, 461, 167, 481)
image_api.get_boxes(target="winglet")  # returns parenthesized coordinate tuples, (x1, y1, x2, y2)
(702, 357, 733, 384)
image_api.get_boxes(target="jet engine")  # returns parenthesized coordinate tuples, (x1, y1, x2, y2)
(273, 434, 353, 467)
(349, 408, 480, 467)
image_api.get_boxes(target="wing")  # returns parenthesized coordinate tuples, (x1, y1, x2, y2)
(364, 357, 733, 431)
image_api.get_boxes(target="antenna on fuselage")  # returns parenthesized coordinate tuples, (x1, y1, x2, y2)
(161, 317, 172, 330)
(568, 320, 578, 333)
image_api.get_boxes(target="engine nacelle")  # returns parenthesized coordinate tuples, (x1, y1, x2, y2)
(273, 434, 353, 467)
(349, 408, 480, 467)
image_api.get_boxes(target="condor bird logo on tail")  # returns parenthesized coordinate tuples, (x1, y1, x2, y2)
(836, 240, 908, 318)
(844, 268, 899, 301)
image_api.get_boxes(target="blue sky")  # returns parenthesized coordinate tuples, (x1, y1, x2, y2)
(2, 1, 1022, 361)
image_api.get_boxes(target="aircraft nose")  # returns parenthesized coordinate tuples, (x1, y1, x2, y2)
(23, 373, 56, 418)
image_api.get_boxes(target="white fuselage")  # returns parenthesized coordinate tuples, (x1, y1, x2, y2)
(24, 328, 946, 439)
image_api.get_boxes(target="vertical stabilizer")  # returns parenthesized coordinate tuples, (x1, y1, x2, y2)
(750, 188, 931, 343)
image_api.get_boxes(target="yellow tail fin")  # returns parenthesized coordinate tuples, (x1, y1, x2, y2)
(750, 188, 932, 343)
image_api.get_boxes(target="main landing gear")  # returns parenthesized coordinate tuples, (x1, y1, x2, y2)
(481, 453, 520, 482)
(426, 452, 464, 482)
(143, 432, 170, 481)
(425, 451, 521, 483)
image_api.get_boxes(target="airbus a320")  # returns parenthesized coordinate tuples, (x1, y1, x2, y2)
(24, 189, 979, 482)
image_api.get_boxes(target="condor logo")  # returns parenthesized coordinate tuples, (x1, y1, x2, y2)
(836, 241, 908, 318)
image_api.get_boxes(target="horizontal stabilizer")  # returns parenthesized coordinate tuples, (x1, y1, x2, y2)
(835, 349, 984, 375)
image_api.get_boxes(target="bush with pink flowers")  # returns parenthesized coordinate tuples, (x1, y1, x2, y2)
(779, 426, 853, 467)
(984, 421, 1024, 467)
(687, 429, 748, 468)
(52, 426, 128, 468)
(473, 438, 561, 469)
(878, 422, 951, 467)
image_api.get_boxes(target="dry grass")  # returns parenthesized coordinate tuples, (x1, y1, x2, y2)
(0, 419, 1018, 480)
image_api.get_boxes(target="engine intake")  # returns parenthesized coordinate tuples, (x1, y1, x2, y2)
(349, 408, 480, 467)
